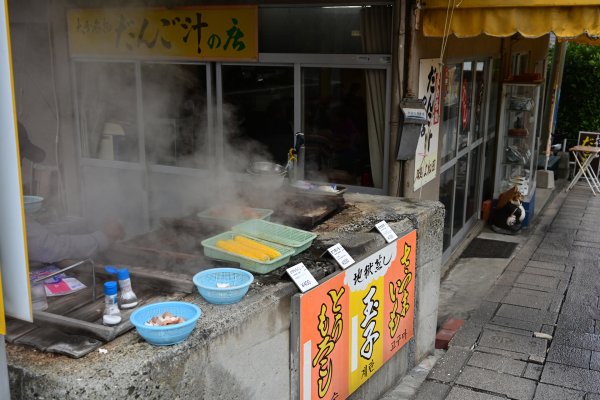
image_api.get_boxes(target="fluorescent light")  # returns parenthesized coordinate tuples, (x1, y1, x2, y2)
(322, 6, 369, 8)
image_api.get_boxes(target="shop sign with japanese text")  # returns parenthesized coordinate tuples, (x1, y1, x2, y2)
(67, 6, 258, 61)
(414, 59, 440, 191)
(297, 230, 416, 400)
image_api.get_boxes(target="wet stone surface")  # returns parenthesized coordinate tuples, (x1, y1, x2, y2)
(546, 344, 591, 369)
(478, 330, 547, 358)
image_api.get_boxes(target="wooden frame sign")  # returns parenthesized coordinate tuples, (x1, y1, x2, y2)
(291, 230, 417, 400)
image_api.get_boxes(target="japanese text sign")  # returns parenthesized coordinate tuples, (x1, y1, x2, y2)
(375, 221, 398, 243)
(327, 243, 355, 270)
(414, 59, 441, 190)
(68, 6, 258, 61)
(287, 263, 319, 293)
(298, 230, 416, 400)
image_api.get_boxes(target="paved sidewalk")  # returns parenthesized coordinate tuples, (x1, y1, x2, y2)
(405, 183, 600, 399)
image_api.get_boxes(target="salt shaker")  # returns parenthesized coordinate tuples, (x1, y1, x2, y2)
(102, 281, 121, 326)
(105, 266, 139, 309)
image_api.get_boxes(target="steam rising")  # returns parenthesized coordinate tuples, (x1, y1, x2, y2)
(20, 58, 302, 237)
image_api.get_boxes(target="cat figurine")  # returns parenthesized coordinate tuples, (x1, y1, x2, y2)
(491, 186, 526, 234)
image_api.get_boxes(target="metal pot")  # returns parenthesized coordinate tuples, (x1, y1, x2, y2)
(246, 161, 286, 176)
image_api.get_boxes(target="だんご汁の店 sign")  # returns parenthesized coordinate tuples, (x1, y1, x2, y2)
(68, 6, 258, 61)
(296, 230, 416, 400)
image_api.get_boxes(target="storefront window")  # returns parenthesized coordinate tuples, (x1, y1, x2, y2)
(466, 148, 480, 221)
(486, 59, 501, 139)
(76, 62, 138, 162)
(441, 64, 461, 164)
(73, 6, 391, 194)
(259, 5, 392, 54)
(458, 61, 473, 151)
(222, 65, 294, 168)
(482, 139, 495, 201)
(440, 166, 455, 251)
(453, 154, 468, 234)
(141, 64, 209, 168)
(473, 61, 486, 140)
(302, 67, 382, 188)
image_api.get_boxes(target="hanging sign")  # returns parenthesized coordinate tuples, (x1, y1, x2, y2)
(297, 230, 416, 400)
(414, 58, 441, 191)
(287, 263, 319, 293)
(68, 6, 258, 61)
(327, 243, 355, 270)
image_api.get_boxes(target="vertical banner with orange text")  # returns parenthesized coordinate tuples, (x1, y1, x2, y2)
(298, 230, 416, 400)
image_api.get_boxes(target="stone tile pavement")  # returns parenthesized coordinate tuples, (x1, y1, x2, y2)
(391, 183, 600, 399)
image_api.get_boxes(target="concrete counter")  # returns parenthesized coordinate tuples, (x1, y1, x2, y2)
(7, 193, 444, 400)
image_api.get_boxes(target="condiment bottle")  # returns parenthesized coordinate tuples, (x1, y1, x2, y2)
(105, 266, 139, 309)
(103, 281, 122, 326)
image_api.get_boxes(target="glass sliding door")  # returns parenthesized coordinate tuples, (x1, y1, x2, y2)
(439, 166, 455, 251)
(440, 64, 461, 165)
(439, 59, 492, 258)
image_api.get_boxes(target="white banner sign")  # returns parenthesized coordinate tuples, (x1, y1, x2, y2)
(414, 58, 441, 191)
(0, 2, 32, 324)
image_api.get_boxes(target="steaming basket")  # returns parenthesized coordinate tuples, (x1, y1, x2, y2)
(201, 231, 294, 274)
(232, 219, 317, 256)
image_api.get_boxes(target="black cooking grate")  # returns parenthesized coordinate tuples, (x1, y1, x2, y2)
(460, 238, 518, 259)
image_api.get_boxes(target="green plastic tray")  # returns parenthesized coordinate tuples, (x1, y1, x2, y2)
(232, 219, 317, 256)
(201, 231, 294, 274)
(197, 206, 273, 228)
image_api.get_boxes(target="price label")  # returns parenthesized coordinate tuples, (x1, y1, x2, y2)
(375, 221, 398, 243)
(286, 263, 318, 293)
(327, 243, 355, 270)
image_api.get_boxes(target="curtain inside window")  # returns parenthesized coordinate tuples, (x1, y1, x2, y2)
(361, 7, 391, 189)
(78, 63, 107, 158)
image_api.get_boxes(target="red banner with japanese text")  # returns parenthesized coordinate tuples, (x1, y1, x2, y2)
(299, 230, 416, 400)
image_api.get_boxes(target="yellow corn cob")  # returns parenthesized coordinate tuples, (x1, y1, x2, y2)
(234, 235, 282, 259)
(216, 240, 270, 262)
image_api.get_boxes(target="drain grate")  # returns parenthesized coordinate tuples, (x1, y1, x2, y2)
(460, 238, 518, 259)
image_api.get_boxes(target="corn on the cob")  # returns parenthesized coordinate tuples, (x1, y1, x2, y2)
(234, 235, 281, 259)
(216, 240, 269, 262)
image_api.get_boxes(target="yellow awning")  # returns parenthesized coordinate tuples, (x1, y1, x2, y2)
(423, 0, 600, 38)
(559, 34, 600, 45)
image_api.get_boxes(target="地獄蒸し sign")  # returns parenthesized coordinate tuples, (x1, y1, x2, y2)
(68, 6, 258, 61)
(297, 230, 416, 400)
